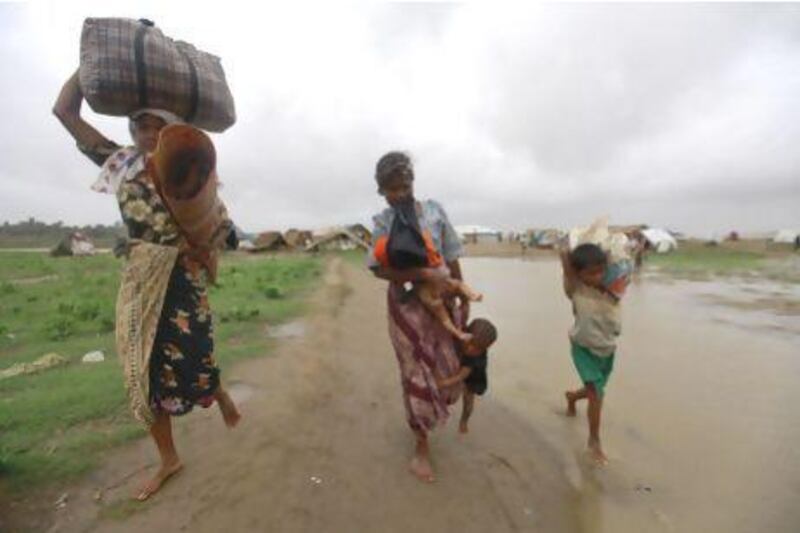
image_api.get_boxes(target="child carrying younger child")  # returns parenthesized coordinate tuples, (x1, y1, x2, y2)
(560, 243, 623, 465)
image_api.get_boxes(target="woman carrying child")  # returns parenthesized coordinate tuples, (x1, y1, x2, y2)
(367, 151, 470, 483)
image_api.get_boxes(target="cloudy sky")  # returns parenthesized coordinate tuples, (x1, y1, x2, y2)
(0, 1, 798, 236)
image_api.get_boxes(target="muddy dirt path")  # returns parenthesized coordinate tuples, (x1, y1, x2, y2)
(37, 259, 580, 533)
(17, 257, 799, 533)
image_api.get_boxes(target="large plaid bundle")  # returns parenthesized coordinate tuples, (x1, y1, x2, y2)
(79, 18, 236, 132)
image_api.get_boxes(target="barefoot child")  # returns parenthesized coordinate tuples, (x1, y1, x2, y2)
(436, 318, 498, 433)
(561, 243, 621, 465)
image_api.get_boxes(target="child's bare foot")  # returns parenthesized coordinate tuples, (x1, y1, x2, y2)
(459, 285, 483, 302)
(565, 391, 578, 417)
(459, 421, 469, 434)
(409, 455, 435, 483)
(587, 439, 609, 466)
(216, 390, 241, 428)
(135, 460, 183, 501)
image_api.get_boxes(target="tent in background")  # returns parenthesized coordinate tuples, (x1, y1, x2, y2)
(641, 228, 678, 253)
(773, 229, 800, 244)
(50, 231, 97, 257)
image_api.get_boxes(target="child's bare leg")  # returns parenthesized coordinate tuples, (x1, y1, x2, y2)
(460, 390, 475, 433)
(586, 385, 608, 465)
(419, 287, 472, 342)
(565, 387, 588, 417)
(448, 279, 483, 302)
(409, 429, 435, 483)
(136, 412, 183, 501)
(214, 385, 241, 428)
(432, 300, 472, 342)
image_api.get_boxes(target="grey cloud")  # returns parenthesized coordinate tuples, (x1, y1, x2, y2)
(0, 3, 798, 236)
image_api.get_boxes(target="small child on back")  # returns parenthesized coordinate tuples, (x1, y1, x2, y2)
(436, 318, 498, 433)
(560, 243, 622, 465)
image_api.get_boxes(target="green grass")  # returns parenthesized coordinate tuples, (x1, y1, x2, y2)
(646, 246, 766, 277)
(0, 251, 321, 493)
(337, 249, 368, 267)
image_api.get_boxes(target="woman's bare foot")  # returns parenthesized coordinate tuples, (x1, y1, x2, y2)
(565, 391, 578, 417)
(587, 438, 609, 466)
(216, 390, 241, 428)
(409, 455, 435, 483)
(459, 420, 469, 434)
(135, 460, 183, 501)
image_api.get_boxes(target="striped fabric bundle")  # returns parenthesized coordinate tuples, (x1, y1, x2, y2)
(79, 18, 236, 132)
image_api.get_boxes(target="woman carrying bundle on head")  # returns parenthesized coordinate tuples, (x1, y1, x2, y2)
(54, 68, 240, 501)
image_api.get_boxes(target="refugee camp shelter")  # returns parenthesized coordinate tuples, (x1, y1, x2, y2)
(456, 225, 503, 245)
(238, 240, 255, 251)
(252, 231, 289, 252)
(773, 229, 800, 244)
(307, 228, 369, 252)
(346, 224, 372, 244)
(641, 228, 678, 253)
(284, 229, 314, 250)
(50, 231, 96, 257)
(526, 228, 564, 248)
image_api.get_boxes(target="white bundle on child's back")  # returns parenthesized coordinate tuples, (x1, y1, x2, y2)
(567, 217, 633, 299)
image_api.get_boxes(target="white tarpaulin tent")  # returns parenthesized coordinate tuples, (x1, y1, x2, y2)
(641, 228, 678, 253)
(773, 229, 799, 244)
(456, 225, 502, 244)
(51, 231, 97, 257)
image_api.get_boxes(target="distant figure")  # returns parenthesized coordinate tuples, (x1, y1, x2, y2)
(560, 244, 623, 466)
(633, 237, 645, 270)
(795, 234, 800, 251)
(435, 318, 498, 434)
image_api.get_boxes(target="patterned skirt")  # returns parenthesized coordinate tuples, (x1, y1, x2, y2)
(386, 283, 463, 433)
(148, 257, 220, 416)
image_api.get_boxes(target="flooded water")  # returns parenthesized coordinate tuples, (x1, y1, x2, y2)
(462, 257, 800, 533)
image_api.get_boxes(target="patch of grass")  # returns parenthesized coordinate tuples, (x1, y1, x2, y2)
(646, 247, 766, 278)
(338, 249, 368, 267)
(0, 251, 321, 493)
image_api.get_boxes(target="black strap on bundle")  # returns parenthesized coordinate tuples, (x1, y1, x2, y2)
(177, 47, 199, 123)
(134, 19, 154, 108)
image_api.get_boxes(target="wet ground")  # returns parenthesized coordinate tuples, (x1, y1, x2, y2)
(12, 257, 799, 533)
(463, 257, 800, 533)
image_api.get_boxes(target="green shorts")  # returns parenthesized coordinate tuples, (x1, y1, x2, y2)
(571, 342, 615, 397)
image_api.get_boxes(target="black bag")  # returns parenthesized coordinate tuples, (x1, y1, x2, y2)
(387, 200, 428, 269)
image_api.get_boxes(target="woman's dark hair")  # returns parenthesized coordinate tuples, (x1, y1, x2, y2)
(467, 318, 498, 349)
(375, 151, 413, 189)
(569, 243, 607, 272)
